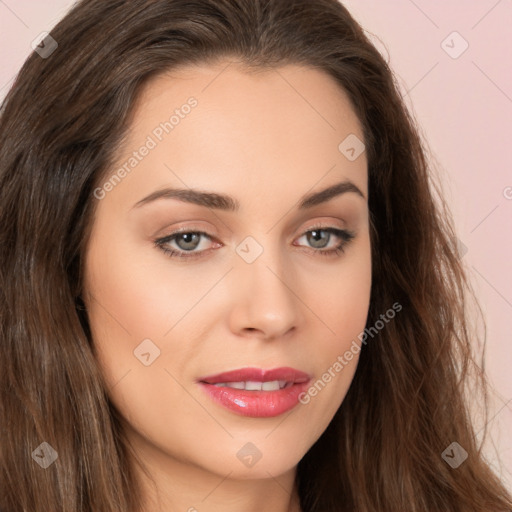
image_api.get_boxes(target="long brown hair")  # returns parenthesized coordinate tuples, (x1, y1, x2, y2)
(0, 0, 510, 510)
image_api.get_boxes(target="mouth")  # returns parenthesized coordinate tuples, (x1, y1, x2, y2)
(197, 367, 311, 418)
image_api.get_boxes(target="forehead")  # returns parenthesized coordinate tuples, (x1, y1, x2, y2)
(133, 60, 363, 135)
(105, 60, 367, 211)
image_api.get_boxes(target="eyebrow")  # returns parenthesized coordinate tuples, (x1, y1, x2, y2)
(132, 179, 366, 211)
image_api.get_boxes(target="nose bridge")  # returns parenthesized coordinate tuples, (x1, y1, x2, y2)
(229, 234, 300, 338)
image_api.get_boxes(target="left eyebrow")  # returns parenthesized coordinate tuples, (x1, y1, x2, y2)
(298, 180, 366, 208)
(132, 179, 366, 211)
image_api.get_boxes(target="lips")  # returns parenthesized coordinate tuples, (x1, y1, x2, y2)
(197, 367, 311, 418)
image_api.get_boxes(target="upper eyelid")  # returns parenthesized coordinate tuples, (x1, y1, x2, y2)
(158, 223, 347, 238)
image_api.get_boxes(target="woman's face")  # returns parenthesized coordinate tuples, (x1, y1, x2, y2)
(83, 61, 371, 484)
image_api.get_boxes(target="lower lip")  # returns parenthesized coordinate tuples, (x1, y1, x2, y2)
(198, 381, 310, 418)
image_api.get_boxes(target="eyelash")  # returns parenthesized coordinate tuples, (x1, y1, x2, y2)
(154, 225, 355, 260)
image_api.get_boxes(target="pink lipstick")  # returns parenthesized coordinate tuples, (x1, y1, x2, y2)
(197, 367, 311, 418)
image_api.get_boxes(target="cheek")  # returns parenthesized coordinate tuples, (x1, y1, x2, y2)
(82, 224, 229, 397)
(307, 232, 372, 343)
(83, 227, 215, 341)
(82, 232, 210, 447)
(296, 234, 371, 418)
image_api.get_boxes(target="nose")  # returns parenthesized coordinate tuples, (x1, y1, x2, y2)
(227, 247, 301, 340)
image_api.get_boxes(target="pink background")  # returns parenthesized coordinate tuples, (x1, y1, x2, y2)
(1, 0, 511, 491)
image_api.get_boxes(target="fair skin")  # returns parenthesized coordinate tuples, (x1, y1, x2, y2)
(83, 60, 371, 512)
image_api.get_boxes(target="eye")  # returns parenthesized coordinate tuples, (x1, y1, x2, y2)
(294, 227, 355, 257)
(155, 230, 217, 259)
(154, 226, 355, 260)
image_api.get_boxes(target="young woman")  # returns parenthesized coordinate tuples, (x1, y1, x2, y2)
(0, 0, 510, 511)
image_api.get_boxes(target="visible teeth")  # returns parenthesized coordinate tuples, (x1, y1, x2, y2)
(212, 380, 289, 390)
(262, 380, 280, 391)
(245, 381, 262, 391)
(225, 381, 245, 389)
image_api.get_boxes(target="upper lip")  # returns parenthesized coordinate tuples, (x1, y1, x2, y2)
(198, 367, 310, 385)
